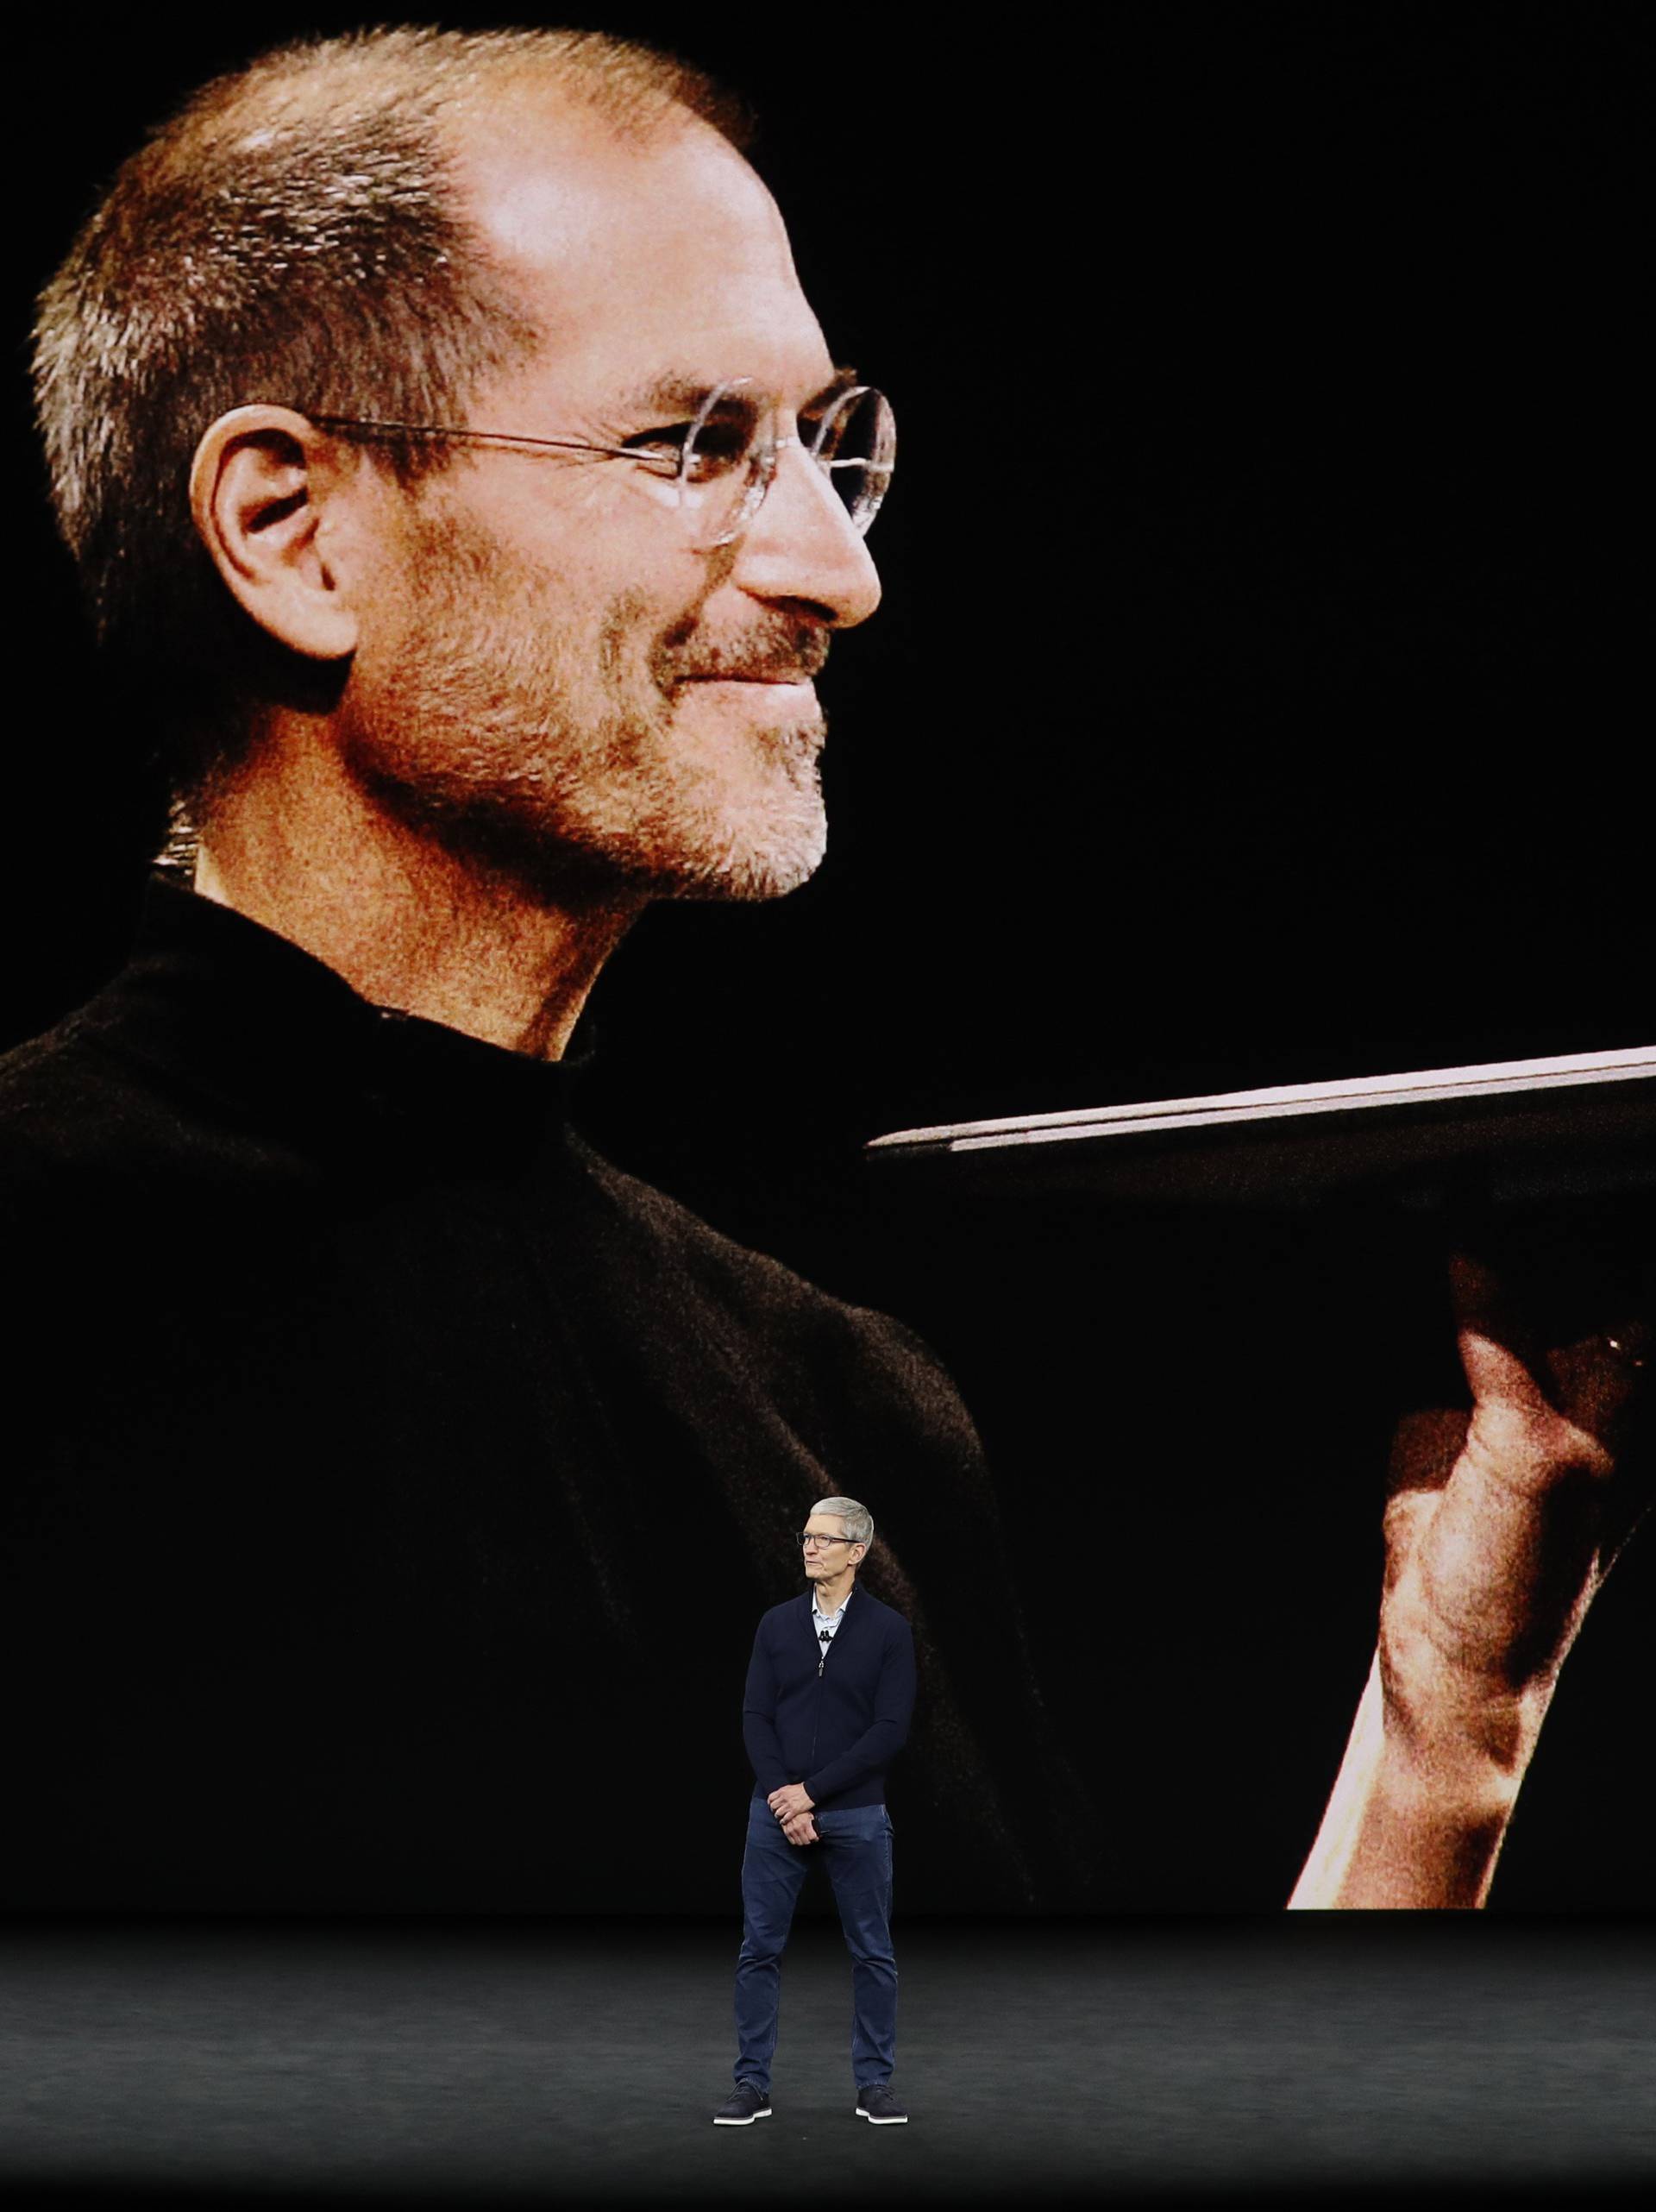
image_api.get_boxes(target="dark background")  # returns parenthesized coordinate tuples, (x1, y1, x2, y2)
(9, 4, 1650, 1907)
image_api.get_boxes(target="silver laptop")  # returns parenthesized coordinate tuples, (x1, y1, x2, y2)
(868, 1046, 1656, 1206)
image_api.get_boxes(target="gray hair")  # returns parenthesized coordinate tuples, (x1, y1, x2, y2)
(811, 1496, 874, 1549)
(32, 25, 750, 802)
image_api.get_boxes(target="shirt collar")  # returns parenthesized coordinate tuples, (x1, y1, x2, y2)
(812, 1583, 853, 1628)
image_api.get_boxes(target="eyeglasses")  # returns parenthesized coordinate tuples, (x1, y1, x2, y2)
(307, 378, 895, 554)
(800, 1532, 853, 1550)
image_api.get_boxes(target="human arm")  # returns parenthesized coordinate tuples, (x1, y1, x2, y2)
(800, 1618, 918, 1806)
(1292, 1246, 1651, 1908)
(741, 1625, 790, 1797)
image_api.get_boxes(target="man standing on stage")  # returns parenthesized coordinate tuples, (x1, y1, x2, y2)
(718, 1496, 913, 2127)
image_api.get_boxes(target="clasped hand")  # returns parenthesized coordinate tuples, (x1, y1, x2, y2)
(768, 1782, 816, 1844)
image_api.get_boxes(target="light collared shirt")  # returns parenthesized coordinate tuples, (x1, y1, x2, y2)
(812, 1582, 853, 1654)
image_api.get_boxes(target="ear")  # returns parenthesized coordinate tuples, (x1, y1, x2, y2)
(188, 405, 366, 663)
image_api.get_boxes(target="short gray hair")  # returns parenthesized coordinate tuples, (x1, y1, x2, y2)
(811, 1496, 874, 1549)
(32, 25, 751, 801)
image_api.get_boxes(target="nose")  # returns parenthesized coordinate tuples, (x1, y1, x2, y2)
(729, 437, 882, 630)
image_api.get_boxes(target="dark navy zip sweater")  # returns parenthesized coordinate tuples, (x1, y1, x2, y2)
(742, 1586, 916, 1810)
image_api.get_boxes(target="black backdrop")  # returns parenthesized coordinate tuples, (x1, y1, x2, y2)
(9, 4, 1650, 1907)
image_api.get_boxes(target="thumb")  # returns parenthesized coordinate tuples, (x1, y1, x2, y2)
(1450, 1250, 1649, 1448)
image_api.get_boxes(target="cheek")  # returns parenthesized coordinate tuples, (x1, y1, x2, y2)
(601, 587, 699, 698)
(394, 492, 712, 708)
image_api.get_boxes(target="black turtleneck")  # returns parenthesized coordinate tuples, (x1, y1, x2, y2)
(1, 879, 1092, 1912)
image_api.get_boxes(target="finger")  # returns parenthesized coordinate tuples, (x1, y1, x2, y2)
(1451, 1251, 1650, 1449)
(1547, 1321, 1652, 1445)
(1449, 1250, 1554, 1414)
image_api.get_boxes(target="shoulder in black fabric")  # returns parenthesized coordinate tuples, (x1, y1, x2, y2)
(0, 893, 1103, 1910)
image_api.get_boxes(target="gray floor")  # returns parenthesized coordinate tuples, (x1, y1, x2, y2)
(3, 1919, 1653, 2204)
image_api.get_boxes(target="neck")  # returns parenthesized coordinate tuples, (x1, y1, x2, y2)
(812, 1568, 855, 1614)
(192, 724, 646, 1058)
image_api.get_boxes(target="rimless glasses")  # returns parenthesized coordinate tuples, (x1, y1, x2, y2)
(308, 377, 895, 555)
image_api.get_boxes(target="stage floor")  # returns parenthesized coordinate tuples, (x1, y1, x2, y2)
(3, 1918, 1653, 2205)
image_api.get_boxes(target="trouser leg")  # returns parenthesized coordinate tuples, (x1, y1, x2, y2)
(733, 1798, 809, 2093)
(820, 1806, 896, 2091)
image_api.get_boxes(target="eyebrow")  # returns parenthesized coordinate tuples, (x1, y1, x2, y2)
(617, 363, 862, 415)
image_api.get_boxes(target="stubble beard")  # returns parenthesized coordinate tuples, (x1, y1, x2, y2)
(345, 522, 829, 905)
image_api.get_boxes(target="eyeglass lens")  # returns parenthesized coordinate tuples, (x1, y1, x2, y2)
(676, 384, 771, 549)
(800, 1532, 848, 1549)
(806, 385, 896, 537)
(679, 380, 895, 550)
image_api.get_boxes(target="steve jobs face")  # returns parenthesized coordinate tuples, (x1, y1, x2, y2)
(338, 86, 882, 903)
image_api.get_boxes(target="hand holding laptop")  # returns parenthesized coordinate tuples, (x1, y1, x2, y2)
(1292, 1226, 1651, 1907)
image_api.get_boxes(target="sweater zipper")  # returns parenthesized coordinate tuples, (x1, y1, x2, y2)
(810, 1618, 831, 1769)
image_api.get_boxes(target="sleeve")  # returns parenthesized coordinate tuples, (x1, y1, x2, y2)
(741, 1619, 790, 1793)
(801, 1618, 916, 1805)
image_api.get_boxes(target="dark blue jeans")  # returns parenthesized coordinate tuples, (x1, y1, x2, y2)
(733, 1797, 896, 2095)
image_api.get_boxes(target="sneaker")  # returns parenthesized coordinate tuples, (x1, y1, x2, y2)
(855, 2083, 907, 2125)
(712, 2082, 772, 2126)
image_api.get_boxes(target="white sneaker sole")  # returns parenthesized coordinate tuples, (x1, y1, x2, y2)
(856, 2108, 907, 2124)
(713, 2108, 772, 2126)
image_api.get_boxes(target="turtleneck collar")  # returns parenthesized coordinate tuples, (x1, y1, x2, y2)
(68, 873, 592, 1168)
